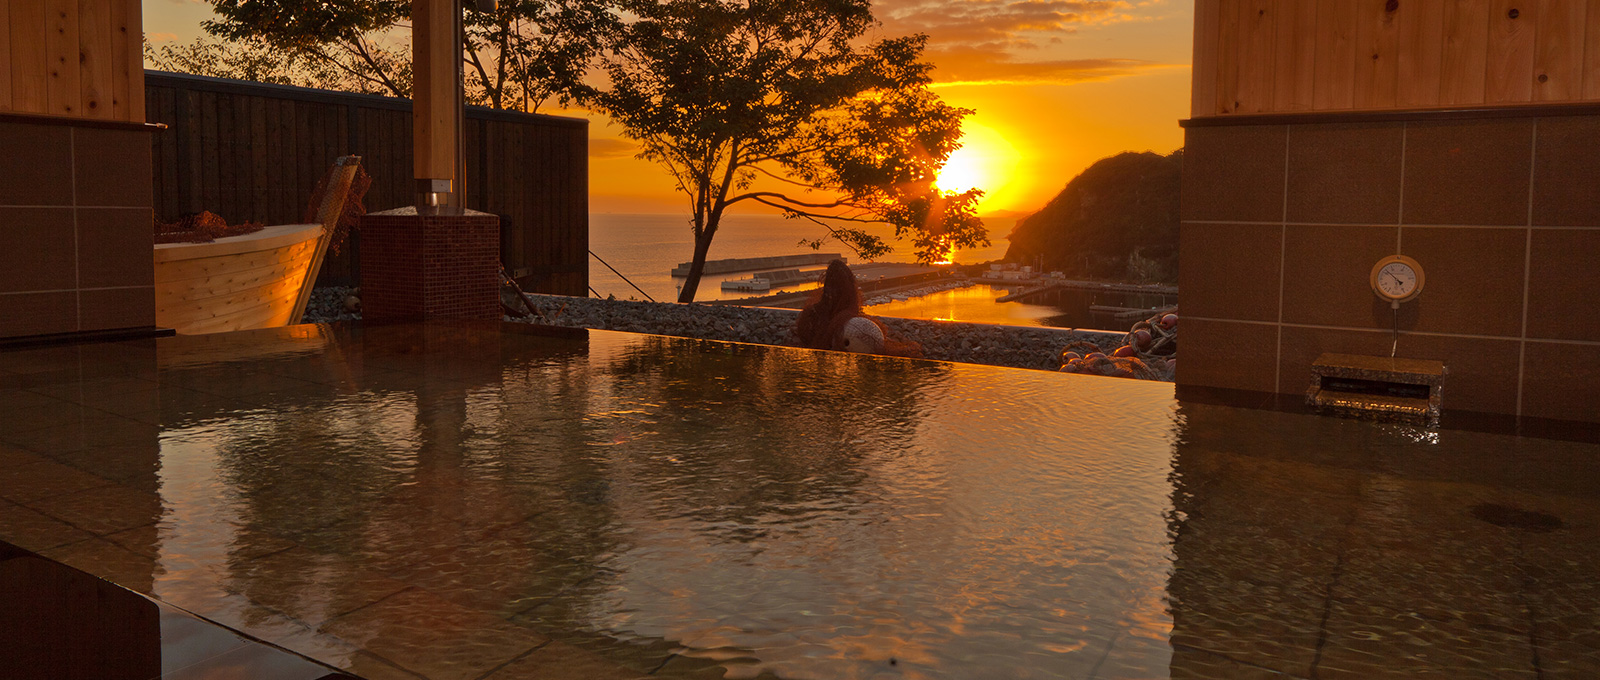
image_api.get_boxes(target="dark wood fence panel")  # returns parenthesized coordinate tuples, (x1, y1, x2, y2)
(144, 70, 588, 294)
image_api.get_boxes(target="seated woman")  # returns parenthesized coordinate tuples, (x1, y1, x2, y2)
(795, 259, 922, 358)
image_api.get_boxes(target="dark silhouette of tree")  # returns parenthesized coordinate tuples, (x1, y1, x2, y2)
(145, 37, 380, 93)
(582, 0, 988, 302)
(1003, 150, 1182, 284)
(202, 0, 615, 111)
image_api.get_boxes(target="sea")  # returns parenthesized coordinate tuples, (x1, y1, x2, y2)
(588, 213, 1174, 331)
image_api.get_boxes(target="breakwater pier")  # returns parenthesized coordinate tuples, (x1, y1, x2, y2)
(670, 253, 843, 277)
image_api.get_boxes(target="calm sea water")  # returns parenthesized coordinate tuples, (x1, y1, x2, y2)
(588, 213, 1011, 302)
(588, 213, 1169, 331)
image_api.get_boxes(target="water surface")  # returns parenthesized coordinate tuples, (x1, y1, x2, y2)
(2, 323, 1596, 679)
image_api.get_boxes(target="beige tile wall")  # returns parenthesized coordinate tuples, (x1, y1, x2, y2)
(1178, 114, 1600, 425)
(0, 121, 154, 339)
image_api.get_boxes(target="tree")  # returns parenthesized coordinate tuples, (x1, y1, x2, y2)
(201, 0, 615, 111)
(1003, 150, 1181, 284)
(582, 0, 987, 302)
(145, 36, 395, 94)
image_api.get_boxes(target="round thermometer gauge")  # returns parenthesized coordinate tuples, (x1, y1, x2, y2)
(1371, 255, 1424, 305)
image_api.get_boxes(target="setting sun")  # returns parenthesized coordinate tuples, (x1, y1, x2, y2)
(936, 121, 1020, 210)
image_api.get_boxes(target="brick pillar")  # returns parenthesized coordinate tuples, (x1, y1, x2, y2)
(359, 207, 500, 322)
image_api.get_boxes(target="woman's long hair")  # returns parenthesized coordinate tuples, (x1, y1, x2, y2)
(794, 259, 923, 359)
(795, 260, 861, 349)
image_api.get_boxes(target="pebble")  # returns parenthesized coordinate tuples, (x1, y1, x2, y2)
(304, 286, 362, 323)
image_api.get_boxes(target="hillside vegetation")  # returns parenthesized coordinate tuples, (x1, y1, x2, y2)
(1003, 150, 1182, 284)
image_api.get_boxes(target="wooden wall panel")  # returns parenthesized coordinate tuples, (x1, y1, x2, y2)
(1272, 0, 1317, 111)
(1352, 0, 1400, 109)
(1191, 0, 1222, 119)
(3, 0, 141, 121)
(1486, 0, 1537, 102)
(1216, 0, 1241, 114)
(1312, 0, 1358, 110)
(0, 2, 11, 111)
(10, 2, 50, 113)
(1197, 0, 1600, 115)
(1234, 0, 1278, 113)
(1397, 0, 1446, 108)
(1588, 0, 1600, 98)
(77, 0, 113, 118)
(110, 0, 139, 120)
(1534, 0, 1589, 101)
(44, 0, 81, 116)
(1441, 0, 1492, 105)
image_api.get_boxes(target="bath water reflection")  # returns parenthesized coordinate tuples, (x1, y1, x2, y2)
(1, 323, 1596, 679)
(868, 284, 1177, 330)
(142, 325, 1181, 678)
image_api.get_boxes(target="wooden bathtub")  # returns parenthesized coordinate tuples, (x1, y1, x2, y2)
(153, 223, 326, 335)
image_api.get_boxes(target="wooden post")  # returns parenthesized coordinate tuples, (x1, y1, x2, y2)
(413, 0, 458, 211)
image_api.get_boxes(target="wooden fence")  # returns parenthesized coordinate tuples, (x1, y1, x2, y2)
(144, 71, 588, 294)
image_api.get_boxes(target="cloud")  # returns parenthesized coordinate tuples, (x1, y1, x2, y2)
(926, 47, 1176, 86)
(877, 0, 1133, 50)
(590, 138, 637, 159)
(147, 32, 179, 43)
(871, 0, 1177, 85)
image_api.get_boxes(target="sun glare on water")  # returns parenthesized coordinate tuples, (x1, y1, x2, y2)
(935, 121, 1020, 208)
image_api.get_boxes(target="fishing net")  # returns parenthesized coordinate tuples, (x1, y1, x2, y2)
(302, 163, 373, 255)
(1057, 309, 1178, 381)
(154, 211, 266, 244)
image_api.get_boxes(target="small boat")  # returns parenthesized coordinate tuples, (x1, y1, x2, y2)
(154, 157, 361, 335)
(721, 277, 772, 292)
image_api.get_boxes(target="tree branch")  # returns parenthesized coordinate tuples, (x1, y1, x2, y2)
(343, 38, 404, 96)
(747, 197, 883, 224)
(727, 191, 865, 211)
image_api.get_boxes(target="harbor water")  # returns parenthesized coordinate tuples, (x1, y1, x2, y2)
(588, 213, 1172, 331)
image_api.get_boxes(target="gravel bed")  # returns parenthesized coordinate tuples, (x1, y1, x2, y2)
(304, 286, 362, 323)
(515, 294, 1126, 373)
(305, 288, 1132, 374)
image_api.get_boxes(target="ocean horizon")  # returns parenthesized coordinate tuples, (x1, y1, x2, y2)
(584, 213, 1171, 331)
(586, 212, 1016, 303)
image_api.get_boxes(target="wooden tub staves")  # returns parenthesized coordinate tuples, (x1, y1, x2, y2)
(154, 223, 326, 334)
(153, 156, 361, 335)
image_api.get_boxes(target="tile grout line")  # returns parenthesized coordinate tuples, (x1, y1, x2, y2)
(1084, 629, 1123, 680)
(1510, 533, 1547, 680)
(1517, 119, 1537, 419)
(471, 639, 552, 680)
(157, 595, 417, 680)
(1276, 125, 1289, 394)
(318, 584, 418, 627)
(0, 204, 151, 210)
(1185, 316, 1600, 345)
(1397, 122, 1407, 254)
(1167, 641, 1314, 679)
(0, 285, 154, 297)
(648, 651, 679, 675)
(70, 128, 81, 332)
(1184, 219, 1600, 230)
(1307, 496, 1360, 680)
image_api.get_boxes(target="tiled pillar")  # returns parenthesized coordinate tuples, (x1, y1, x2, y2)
(0, 119, 157, 340)
(358, 208, 501, 322)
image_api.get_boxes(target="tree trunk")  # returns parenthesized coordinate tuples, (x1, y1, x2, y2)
(676, 228, 717, 303)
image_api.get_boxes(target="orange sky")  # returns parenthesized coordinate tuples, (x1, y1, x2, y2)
(142, 0, 1193, 217)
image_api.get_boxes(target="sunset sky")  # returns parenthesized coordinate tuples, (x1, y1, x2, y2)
(141, 0, 1193, 217)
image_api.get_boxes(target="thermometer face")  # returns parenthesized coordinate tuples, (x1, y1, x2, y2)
(1376, 262, 1417, 299)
